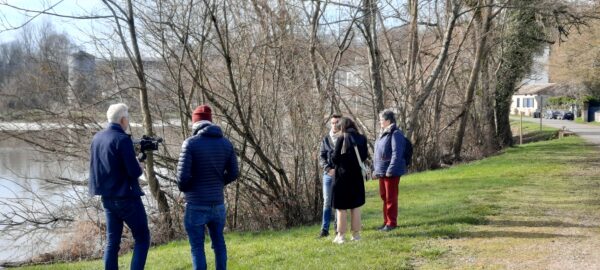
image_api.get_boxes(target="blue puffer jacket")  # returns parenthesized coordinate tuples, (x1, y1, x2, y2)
(89, 123, 144, 198)
(373, 124, 406, 178)
(177, 121, 239, 206)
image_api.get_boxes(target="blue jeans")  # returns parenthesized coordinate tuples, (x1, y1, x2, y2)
(184, 204, 227, 270)
(322, 173, 334, 232)
(102, 197, 150, 270)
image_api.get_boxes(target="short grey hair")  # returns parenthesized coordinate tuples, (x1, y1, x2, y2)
(379, 109, 396, 124)
(106, 103, 129, 124)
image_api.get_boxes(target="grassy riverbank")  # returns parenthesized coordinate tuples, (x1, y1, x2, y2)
(510, 118, 558, 143)
(17, 135, 597, 269)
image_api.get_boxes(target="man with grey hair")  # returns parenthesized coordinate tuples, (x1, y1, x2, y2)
(373, 109, 407, 232)
(89, 103, 150, 270)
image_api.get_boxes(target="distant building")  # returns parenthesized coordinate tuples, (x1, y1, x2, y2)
(95, 57, 165, 106)
(511, 46, 565, 117)
(67, 51, 97, 107)
(63, 51, 167, 112)
(511, 83, 564, 116)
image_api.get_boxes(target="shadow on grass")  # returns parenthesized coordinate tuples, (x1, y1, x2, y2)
(458, 230, 582, 239)
(373, 228, 580, 240)
(397, 216, 486, 228)
(514, 130, 557, 144)
(364, 216, 487, 240)
(487, 219, 597, 228)
(539, 199, 600, 206)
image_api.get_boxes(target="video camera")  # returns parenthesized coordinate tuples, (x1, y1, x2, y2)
(133, 135, 164, 162)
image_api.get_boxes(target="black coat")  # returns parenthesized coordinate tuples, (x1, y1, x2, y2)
(331, 130, 369, 210)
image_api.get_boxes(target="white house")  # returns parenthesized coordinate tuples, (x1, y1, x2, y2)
(511, 83, 562, 116)
(510, 44, 557, 116)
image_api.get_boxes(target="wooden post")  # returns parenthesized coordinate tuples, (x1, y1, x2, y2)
(520, 112, 523, 145)
(539, 96, 543, 131)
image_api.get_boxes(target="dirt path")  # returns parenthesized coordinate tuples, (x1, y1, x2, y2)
(439, 199, 600, 269)
(425, 122, 600, 269)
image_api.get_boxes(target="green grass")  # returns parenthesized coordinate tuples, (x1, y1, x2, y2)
(17, 136, 597, 270)
(575, 117, 600, 126)
(510, 118, 558, 143)
(510, 118, 554, 132)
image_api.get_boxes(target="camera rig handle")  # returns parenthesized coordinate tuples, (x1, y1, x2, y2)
(138, 152, 149, 162)
(134, 135, 164, 162)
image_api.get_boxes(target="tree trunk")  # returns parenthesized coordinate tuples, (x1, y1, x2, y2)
(406, 1, 461, 140)
(363, 0, 384, 119)
(494, 0, 545, 148)
(453, 1, 492, 160)
(480, 47, 499, 153)
(495, 94, 513, 147)
(406, 0, 419, 94)
(123, 0, 173, 234)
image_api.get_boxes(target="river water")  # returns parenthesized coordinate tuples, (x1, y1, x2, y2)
(0, 137, 88, 263)
(0, 121, 183, 265)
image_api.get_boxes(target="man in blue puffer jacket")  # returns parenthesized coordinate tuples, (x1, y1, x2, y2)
(373, 109, 406, 232)
(177, 104, 239, 270)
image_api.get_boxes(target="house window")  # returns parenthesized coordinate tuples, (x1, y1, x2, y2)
(524, 97, 534, 108)
(517, 98, 520, 108)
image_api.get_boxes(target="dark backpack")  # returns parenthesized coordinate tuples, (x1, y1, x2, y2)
(389, 129, 413, 166)
(403, 135, 413, 166)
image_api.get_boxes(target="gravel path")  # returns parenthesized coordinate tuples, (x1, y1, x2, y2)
(427, 119, 600, 269)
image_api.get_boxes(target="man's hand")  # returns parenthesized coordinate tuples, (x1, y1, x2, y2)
(327, 169, 335, 177)
(139, 161, 145, 171)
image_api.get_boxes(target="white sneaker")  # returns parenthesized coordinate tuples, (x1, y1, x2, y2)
(332, 235, 345, 244)
(351, 233, 361, 241)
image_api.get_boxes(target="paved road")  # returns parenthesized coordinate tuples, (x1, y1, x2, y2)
(516, 117, 600, 145)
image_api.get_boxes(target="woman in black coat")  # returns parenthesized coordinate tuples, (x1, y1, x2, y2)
(331, 117, 369, 244)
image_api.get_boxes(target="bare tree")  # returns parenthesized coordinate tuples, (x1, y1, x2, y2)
(0, 0, 598, 264)
(360, 0, 385, 120)
(101, 0, 173, 234)
(452, 0, 494, 160)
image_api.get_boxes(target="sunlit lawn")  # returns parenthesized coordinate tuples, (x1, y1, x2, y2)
(18, 136, 594, 270)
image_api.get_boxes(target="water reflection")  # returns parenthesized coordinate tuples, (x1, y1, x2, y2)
(0, 137, 87, 263)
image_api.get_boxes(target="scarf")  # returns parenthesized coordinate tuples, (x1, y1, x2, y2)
(380, 123, 396, 138)
(329, 129, 340, 146)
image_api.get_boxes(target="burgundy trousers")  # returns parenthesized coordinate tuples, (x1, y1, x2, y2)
(379, 176, 401, 227)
